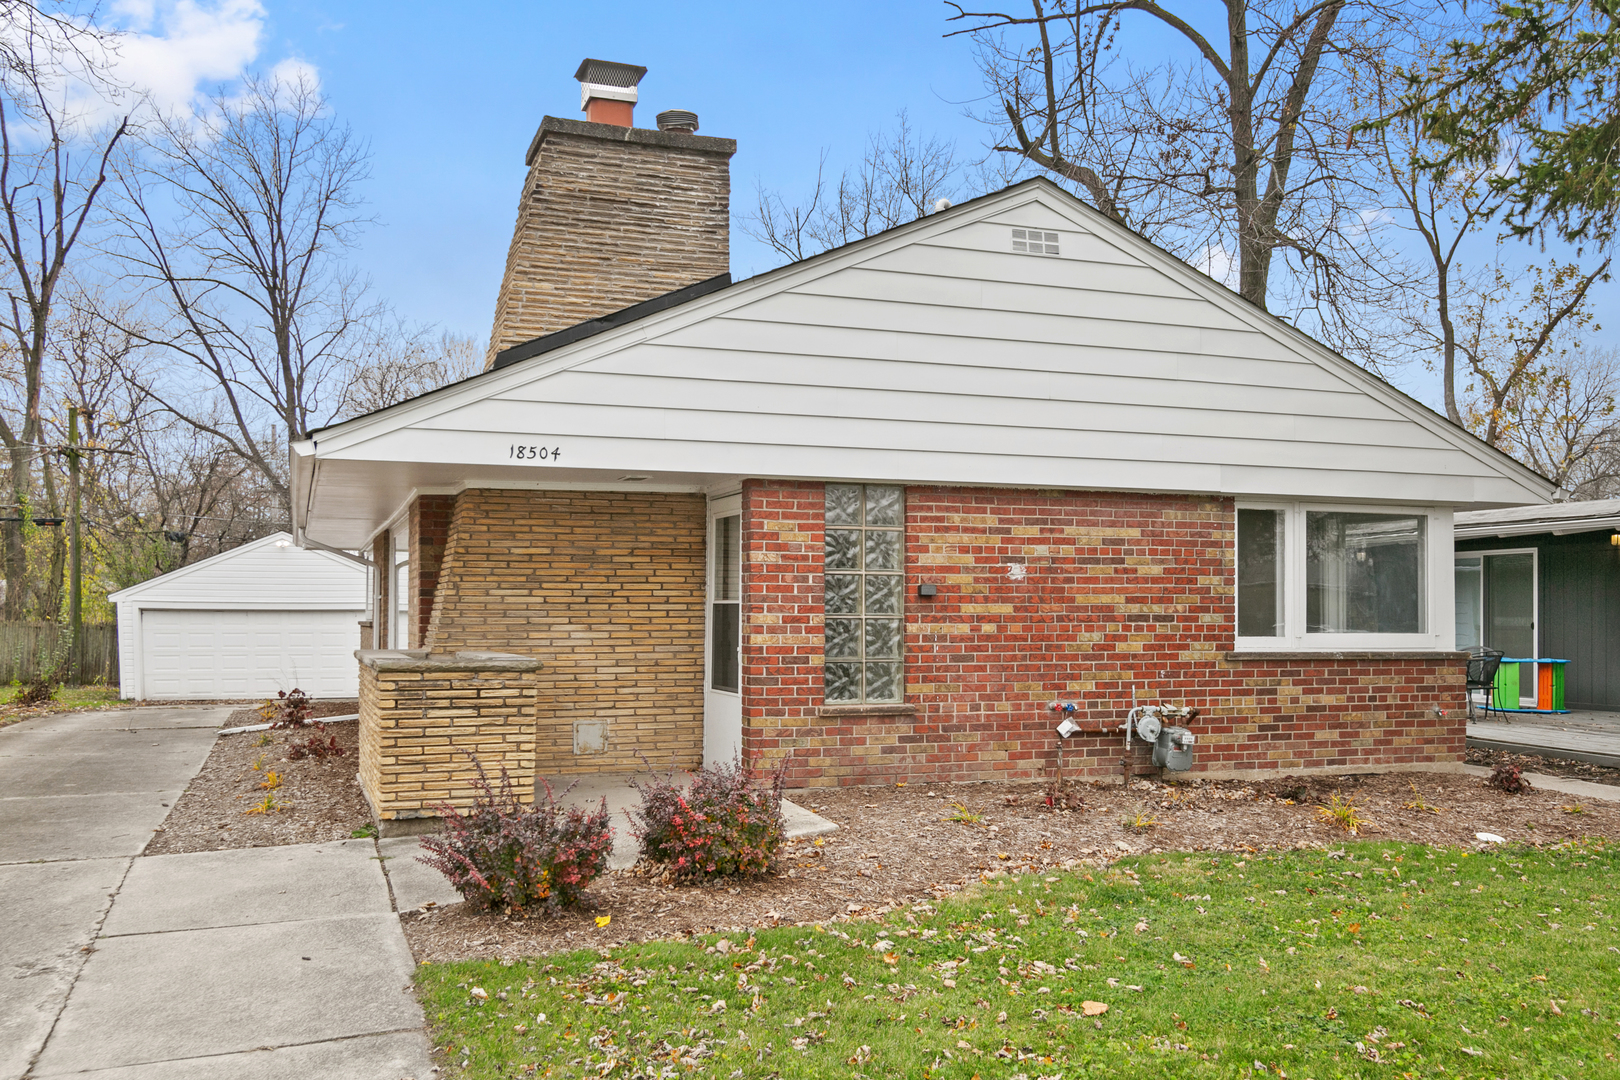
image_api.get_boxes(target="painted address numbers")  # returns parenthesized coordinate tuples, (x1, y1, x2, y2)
(509, 444, 562, 461)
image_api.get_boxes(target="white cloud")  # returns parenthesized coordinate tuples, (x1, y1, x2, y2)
(108, 0, 268, 114)
(266, 56, 320, 94)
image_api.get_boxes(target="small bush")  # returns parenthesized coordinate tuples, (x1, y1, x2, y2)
(1316, 793, 1366, 835)
(286, 723, 345, 762)
(630, 754, 787, 881)
(269, 688, 313, 729)
(1487, 761, 1531, 794)
(1124, 810, 1159, 832)
(12, 673, 55, 706)
(418, 760, 613, 915)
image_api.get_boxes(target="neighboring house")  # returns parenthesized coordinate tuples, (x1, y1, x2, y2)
(291, 61, 1553, 828)
(1455, 499, 1620, 712)
(109, 532, 367, 700)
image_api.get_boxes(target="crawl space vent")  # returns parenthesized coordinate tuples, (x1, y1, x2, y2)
(1011, 228, 1059, 255)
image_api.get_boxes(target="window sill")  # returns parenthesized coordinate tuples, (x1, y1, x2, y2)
(817, 703, 917, 718)
(1225, 650, 1468, 662)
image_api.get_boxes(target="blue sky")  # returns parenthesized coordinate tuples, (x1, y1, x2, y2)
(96, 1, 1619, 414)
(248, 0, 991, 336)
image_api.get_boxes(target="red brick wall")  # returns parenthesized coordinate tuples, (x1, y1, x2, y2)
(408, 495, 455, 648)
(740, 483, 1465, 788)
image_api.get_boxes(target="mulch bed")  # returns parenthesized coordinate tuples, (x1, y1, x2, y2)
(1466, 744, 1620, 786)
(146, 702, 367, 855)
(400, 766, 1620, 965)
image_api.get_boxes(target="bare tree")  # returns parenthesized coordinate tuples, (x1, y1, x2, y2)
(744, 112, 969, 263)
(336, 324, 482, 419)
(107, 69, 375, 515)
(1453, 260, 1610, 452)
(1500, 345, 1620, 495)
(0, 18, 127, 617)
(50, 289, 283, 599)
(949, 0, 1412, 352)
(1354, 34, 1479, 424)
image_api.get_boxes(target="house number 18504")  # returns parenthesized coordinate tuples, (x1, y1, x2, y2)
(509, 444, 561, 461)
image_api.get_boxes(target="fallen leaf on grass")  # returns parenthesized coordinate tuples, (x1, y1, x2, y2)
(1082, 1001, 1108, 1016)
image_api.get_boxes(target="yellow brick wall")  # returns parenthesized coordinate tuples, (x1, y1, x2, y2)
(487, 119, 734, 363)
(425, 489, 707, 775)
(357, 658, 539, 819)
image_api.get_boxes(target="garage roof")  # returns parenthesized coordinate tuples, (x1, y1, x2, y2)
(108, 532, 366, 609)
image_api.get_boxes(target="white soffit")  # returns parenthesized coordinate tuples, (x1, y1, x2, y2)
(295, 180, 1554, 548)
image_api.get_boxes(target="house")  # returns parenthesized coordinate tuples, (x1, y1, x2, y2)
(1454, 498, 1620, 712)
(291, 60, 1554, 831)
(109, 531, 367, 700)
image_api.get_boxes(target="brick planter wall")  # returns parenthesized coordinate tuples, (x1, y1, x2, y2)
(740, 482, 1466, 788)
(356, 649, 541, 835)
(425, 488, 706, 776)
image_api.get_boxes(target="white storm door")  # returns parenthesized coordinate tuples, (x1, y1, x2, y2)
(704, 495, 743, 767)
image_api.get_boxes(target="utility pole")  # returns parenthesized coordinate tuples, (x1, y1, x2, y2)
(67, 406, 81, 677)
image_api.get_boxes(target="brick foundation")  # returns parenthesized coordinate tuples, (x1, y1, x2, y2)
(425, 488, 706, 776)
(740, 482, 1466, 788)
(356, 650, 540, 833)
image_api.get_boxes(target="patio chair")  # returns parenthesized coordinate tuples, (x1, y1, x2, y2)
(1466, 647, 1506, 722)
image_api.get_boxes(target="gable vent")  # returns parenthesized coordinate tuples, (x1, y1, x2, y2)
(1011, 228, 1059, 255)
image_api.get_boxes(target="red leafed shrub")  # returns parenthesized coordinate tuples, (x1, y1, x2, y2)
(269, 688, 314, 729)
(418, 760, 613, 915)
(1487, 761, 1531, 794)
(286, 724, 344, 762)
(630, 753, 787, 881)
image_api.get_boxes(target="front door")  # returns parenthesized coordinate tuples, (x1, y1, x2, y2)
(1456, 550, 1538, 705)
(704, 495, 742, 766)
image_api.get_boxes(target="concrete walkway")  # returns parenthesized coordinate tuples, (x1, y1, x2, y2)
(0, 707, 434, 1080)
(1467, 709, 1620, 769)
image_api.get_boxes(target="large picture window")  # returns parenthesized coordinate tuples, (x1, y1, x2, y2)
(824, 484, 904, 703)
(1237, 503, 1443, 650)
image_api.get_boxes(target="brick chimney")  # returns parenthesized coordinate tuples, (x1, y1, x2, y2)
(485, 60, 736, 365)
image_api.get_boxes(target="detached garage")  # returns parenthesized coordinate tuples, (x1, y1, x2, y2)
(109, 533, 367, 700)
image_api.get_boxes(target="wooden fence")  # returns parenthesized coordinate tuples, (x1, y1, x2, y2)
(0, 623, 118, 686)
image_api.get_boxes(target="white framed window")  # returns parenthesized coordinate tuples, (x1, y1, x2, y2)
(710, 512, 741, 693)
(1235, 502, 1453, 651)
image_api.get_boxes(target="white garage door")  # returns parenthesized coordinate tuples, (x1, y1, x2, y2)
(140, 609, 362, 699)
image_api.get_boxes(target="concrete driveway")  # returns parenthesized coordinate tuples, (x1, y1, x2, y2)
(0, 706, 434, 1080)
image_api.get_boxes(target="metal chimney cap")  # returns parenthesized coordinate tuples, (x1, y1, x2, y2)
(656, 109, 699, 133)
(573, 59, 647, 88)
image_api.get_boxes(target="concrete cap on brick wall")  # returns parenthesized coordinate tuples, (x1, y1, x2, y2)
(355, 648, 543, 673)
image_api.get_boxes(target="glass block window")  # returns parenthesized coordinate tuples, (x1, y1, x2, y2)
(823, 484, 904, 703)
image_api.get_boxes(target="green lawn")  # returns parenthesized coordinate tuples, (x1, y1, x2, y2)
(0, 683, 121, 727)
(417, 839, 1620, 1079)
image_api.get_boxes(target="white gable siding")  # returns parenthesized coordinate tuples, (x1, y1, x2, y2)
(296, 183, 1550, 547)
